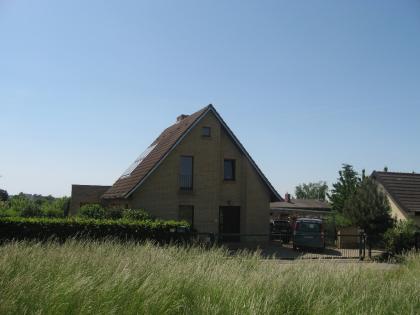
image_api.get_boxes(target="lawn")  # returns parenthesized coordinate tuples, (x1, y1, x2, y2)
(0, 240, 419, 315)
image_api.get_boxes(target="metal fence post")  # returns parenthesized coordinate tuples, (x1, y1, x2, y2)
(359, 232, 364, 261)
(363, 233, 366, 259)
(366, 234, 372, 260)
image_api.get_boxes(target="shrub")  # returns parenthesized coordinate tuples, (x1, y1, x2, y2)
(123, 208, 152, 221)
(41, 207, 64, 218)
(0, 217, 192, 243)
(0, 207, 19, 218)
(0, 195, 70, 218)
(8, 196, 31, 216)
(384, 220, 418, 254)
(79, 204, 106, 219)
(0, 200, 8, 211)
(41, 198, 68, 218)
(21, 202, 43, 218)
(104, 208, 124, 220)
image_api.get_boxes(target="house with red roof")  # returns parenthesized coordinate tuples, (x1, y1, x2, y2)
(70, 105, 281, 240)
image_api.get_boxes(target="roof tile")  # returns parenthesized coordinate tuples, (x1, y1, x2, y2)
(102, 106, 210, 198)
(372, 171, 420, 213)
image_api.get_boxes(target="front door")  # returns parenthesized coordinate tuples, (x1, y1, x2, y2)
(219, 206, 240, 242)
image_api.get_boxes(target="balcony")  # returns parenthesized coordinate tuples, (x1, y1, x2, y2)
(179, 174, 193, 191)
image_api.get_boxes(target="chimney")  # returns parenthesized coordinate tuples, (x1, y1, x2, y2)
(285, 193, 291, 203)
(177, 114, 189, 122)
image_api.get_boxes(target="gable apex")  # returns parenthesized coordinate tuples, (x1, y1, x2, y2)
(102, 104, 281, 202)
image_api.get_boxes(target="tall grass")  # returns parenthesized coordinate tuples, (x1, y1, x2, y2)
(0, 240, 419, 315)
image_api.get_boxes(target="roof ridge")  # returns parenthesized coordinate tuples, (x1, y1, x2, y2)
(373, 171, 419, 176)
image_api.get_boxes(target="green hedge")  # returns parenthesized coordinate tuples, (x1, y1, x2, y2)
(0, 217, 193, 243)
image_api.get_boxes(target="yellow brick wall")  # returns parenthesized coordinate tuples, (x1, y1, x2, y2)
(128, 111, 272, 238)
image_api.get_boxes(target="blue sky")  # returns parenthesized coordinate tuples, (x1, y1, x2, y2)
(1, 0, 420, 197)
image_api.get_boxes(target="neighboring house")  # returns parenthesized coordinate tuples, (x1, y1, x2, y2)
(270, 193, 331, 220)
(372, 171, 420, 227)
(71, 104, 282, 240)
(69, 185, 111, 215)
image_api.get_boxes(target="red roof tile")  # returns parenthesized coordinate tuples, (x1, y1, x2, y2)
(102, 105, 210, 199)
(102, 104, 281, 201)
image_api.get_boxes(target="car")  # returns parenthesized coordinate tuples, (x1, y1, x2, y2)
(292, 218, 325, 250)
(270, 219, 292, 243)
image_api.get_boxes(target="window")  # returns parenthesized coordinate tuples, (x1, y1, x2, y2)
(202, 126, 211, 137)
(180, 156, 193, 190)
(224, 159, 236, 181)
(179, 205, 194, 227)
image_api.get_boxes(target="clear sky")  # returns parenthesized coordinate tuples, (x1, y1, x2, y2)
(1, 0, 420, 197)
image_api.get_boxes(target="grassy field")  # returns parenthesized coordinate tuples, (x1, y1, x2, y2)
(0, 241, 419, 315)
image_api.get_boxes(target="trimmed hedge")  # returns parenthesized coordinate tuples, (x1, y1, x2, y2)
(0, 217, 193, 243)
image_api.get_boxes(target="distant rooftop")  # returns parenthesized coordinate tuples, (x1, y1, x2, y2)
(271, 198, 331, 211)
(372, 171, 420, 213)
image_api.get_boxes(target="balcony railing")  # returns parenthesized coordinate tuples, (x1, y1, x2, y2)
(179, 174, 193, 191)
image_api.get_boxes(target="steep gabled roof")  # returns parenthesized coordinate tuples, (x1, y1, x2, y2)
(103, 104, 282, 201)
(372, 171, 420, 213)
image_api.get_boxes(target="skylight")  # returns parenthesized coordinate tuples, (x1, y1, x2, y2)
(120, 144, 157, 178)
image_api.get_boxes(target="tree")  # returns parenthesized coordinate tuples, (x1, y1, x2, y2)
(0, 189, 8, 201)
(343, 177, 394, 235)
(295, 181, 328, 201)
(329, 164, 360, 213)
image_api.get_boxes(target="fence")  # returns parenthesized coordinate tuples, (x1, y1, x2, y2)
(191, 231, 420, 260)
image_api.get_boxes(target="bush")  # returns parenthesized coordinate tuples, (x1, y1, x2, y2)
(384, 220, 419, 254)
(8, 196, 32, 216)
(0, 200, 8, 211)
(0, 207, 19, 218)
(41, 207, 64, 218)
(0, 195, 70, 218)
(41, 198, 68, 218)
(79, 204, 106, 219)
(105, 208, 124, 220)
(21, 202, 43, 218)
(123, 208, 152, 221)
(0, 217, 192, 243)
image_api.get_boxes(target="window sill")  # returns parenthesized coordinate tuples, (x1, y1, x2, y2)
(179, 189, 195, 195)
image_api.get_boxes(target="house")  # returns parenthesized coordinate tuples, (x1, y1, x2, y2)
(372, 171, 420, 227)
(270, 193, 331, 220)
(71, 104, 282, 241)
(69, 185, 111, 215)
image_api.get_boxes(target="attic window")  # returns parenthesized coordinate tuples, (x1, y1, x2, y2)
(202, 127, 211, 137)
(120, 144, 157, 178)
